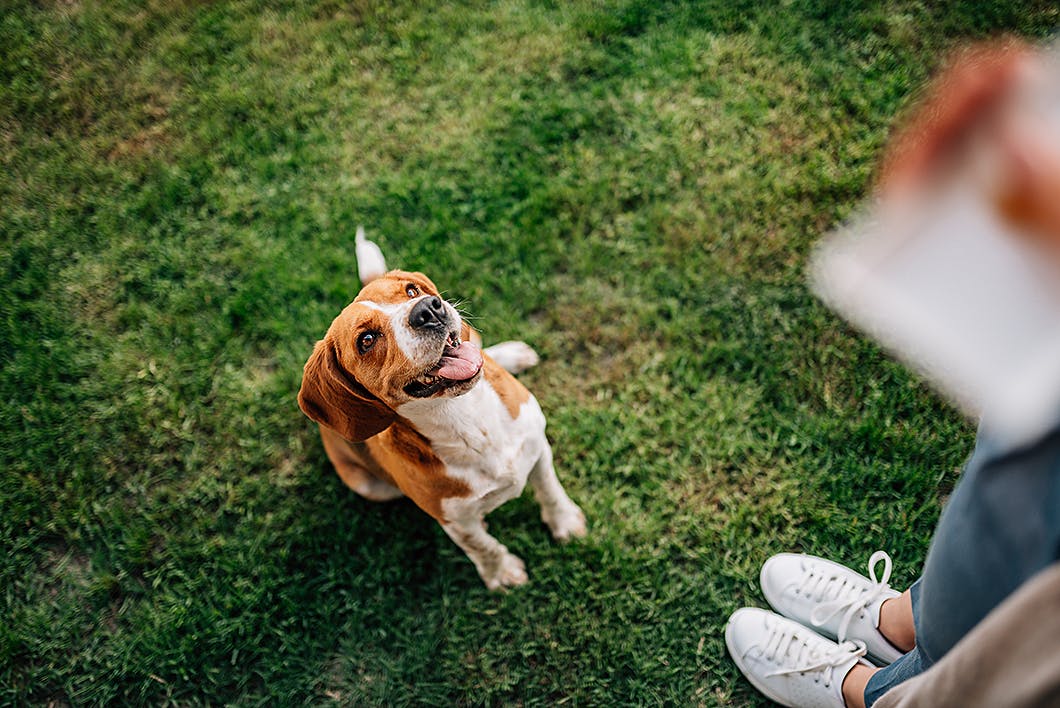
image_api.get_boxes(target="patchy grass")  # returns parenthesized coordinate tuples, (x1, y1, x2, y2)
(2, 0, 1056, 705)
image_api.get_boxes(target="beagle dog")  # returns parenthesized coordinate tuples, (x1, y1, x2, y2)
(298, 228, 586, 590)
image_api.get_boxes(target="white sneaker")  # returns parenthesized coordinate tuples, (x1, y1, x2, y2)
(726, 607, 872, 708)
(761, 551, 903, 665)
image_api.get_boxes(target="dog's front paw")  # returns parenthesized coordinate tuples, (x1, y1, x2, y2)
(543, 503, 587, 543)
(482, 551, 528, 591)
(484, 341, 540, 375)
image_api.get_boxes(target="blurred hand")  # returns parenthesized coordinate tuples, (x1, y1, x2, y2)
(880, 41, 1060, 248)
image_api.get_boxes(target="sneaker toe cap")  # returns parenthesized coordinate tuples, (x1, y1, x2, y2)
(725, 607, 772, 659)
(760, 553, 809, 609)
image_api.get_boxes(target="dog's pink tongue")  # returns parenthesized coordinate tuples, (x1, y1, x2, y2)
(437, 341, 483, 381)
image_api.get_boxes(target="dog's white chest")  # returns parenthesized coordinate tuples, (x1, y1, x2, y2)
(398, 379, 545, 503)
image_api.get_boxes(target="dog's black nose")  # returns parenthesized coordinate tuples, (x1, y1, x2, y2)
(409, 296, 447, 330)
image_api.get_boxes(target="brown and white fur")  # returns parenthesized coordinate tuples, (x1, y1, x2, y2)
(298, 228, 586, 590)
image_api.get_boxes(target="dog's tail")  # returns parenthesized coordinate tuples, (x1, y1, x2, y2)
(355, 225, 388, 285)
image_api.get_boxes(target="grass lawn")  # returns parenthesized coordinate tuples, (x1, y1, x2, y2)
(2, 1, 1057, 705)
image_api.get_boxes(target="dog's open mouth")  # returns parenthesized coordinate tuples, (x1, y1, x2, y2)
(404, 332, 484, 398)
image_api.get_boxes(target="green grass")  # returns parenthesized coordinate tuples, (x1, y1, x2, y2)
(2, 0, 1056, 704)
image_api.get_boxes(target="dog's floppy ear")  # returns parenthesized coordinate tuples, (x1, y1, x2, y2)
(298, 337, 396, 442)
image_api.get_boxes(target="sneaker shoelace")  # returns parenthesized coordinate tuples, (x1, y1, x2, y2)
(804, 550, 894, 643)
(751, 620, 867, 687)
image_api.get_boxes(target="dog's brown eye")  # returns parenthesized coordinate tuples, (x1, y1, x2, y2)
(405, 284, 419, 298)
(357, 332, 378, 354)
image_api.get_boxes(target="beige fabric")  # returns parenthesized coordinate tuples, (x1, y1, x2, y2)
(874, 563, 1060, 708)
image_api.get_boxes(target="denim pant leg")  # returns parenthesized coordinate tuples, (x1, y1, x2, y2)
(863, 580, 930, 707)
(863, 414, 1060, 706)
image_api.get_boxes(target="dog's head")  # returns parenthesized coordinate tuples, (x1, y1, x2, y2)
(298, 270, 484, 441)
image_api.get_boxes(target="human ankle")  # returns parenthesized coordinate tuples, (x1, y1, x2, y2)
(878, 594, 916, 652)
(841, 663, 876, 708)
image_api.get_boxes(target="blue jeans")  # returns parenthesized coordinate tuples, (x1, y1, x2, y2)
(864, 421, 1060, 706)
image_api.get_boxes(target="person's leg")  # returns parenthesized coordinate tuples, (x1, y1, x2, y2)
(842, 664, 878, 708)
(861, 644, 932, 706)
(862, 581, 929, 707)
(842, 587, 916, 708)
(862, 411, 1060, 708)
(878, 590, 916, 653)
(912, 422, 1060, 663)
(871, 564, 1060, 708)
(836, 589, 916, 708)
